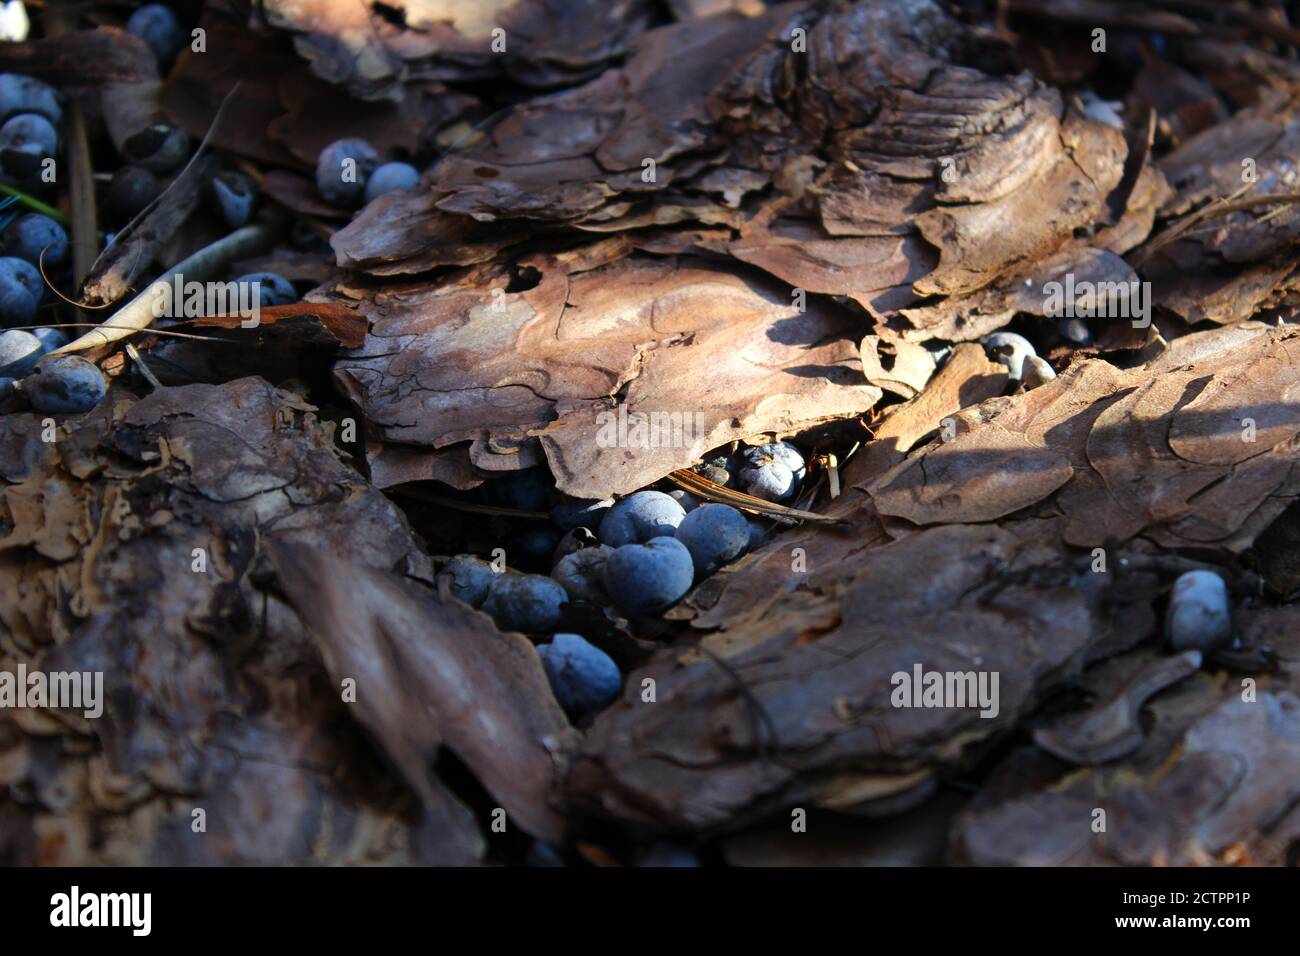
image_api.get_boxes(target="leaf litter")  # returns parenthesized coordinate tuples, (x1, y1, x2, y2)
(2, 0, 1300, 867)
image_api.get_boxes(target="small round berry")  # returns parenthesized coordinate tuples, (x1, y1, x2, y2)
(482, 572, 568, 632)
(597, 490, 686, 546)
(125, 4, 184, 62)
(440, 554, 497, 607)
(23, 355, 106, 414)
(234, 272, 296, 308)
(1, 213, 67, 267)
(603, 537, 694, 616)
(106, 166, 162, 224)
(675, 503, 750, 576)
(0, 255, 42, 328)
(315, 138, 379, 209)
(363, 161, 420, 203)
(536, 633, 621, 716)
(0, 74, 61, 125)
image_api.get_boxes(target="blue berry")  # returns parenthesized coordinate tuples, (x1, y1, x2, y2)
(315, 138, 378, 209)
(602, 537, 694, 616)
(106, 166, 161, 224)
(0, 376, 14, 401)
(0, 113, 57, 178)
(550, 496, 612, 532)
(2, 213, 66, 267)
(363, 161, 420, 203)
(516, 523, 561, 564)
(536, 633, 621, 716)
(738, 441, 805, 502)
(210, 170, 255, 228)
(122, 122, 189, 174)
(440, 554, 497, 607)
(22, 355, 105, 413)
(0, 256, 41, 327)
(234, 272, 296, 308)
(32, 326, 67, 354)
(551, 545, 612, 604)
(0, 74, 61, 125)
(597, 490, 686, 546)
(669, 489, 703, 512)
(745, 517, 770, 550)
(675, 503, 750, 576)
(484, 467, 552, 512)
(125, 4, 183, 62)
(482, 572, 568, 632)
(0, 328, 40, 376)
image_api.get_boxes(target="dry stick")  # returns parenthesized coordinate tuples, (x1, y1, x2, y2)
(1130, 188, 1300, 267)
(43, 2, 97, 331)
(48, 221, 278, 356)
(667, 469, 847, 526)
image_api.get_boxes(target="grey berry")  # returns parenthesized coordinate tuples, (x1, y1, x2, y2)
(552, 545, 613, 604)
(738, 442, 805, 502)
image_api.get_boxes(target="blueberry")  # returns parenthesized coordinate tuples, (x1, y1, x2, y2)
(233, 272, 296, 308)
(315, 138, 378, 209)
(694, 451, 736, 486)
(363, 161, 420, 203)
(0, 256, 41, 327)
(536, 633, 621, 716)
(551, 526, 599, 564)
(552, 545, 613, 604)
(0, 112, 57, 178)
(32, 326, 67, 354)
(745, 517, 770, 550)
(0, 376, 14, 401)
(210, 170, 255, 228)
(0, 74, 61, 125)
(22, 355, 105, 413)
(597, 490, 686, 546)
(669, 489, 703, 512)
(0, 327, 40, 376)
(484, 467, 552, 512)
(1166, 570, 1232, 652)
(482, 572, 568, 632)
(122, 122, 189, 174)
(602, 537, 694, 616)
(550, 495, 612, 532)
(106, 166, 162, 224)
(125, 3, 183, 62)
(440, 554, 497, 607)
(738, 442, 805, 502)
(516, 523, 561, 564)
(1, 213, 66, 267)
(675, 503, 750, 577)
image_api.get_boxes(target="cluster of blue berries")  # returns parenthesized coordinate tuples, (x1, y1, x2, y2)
(437, 442, 805, 720)
(316, 138, 420, 209)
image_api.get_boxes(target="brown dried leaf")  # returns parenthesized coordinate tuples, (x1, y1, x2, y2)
(269, 542, 577, 843)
